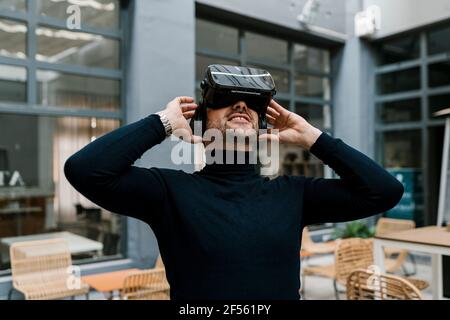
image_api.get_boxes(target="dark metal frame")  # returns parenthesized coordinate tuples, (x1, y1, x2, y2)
(0, 0, 130, 273)
(374, 28, 449, 226)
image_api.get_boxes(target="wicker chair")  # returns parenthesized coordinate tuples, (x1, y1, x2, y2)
(347, 269, 423, 300)
(302, 238, 374, 299)
(302, 238, 428, 299)
(9, 238, 90, 300)
(375, 218, 417, 275)
(120, 268, 170, 300)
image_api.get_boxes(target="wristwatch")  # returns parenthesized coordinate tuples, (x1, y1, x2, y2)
(156, 111, 173, 137)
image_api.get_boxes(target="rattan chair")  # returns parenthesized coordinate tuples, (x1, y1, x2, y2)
(375, 218, 417, 275)
(120, 268, 170, 300)
(302, 237, 428, 299)
(302, 238, 373, 299)
(9, 238, 90, 300)
(347, 269, 423, 300)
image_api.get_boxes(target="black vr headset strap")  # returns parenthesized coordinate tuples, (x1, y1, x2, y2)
(189, 100, 207, 135)
(259, 113, 267, 130)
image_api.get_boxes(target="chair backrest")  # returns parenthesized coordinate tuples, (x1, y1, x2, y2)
(335, 238, 374, 284)
(10, 238, 72, 289)
(347, 269, 423, 300)
(155, 255, 165, 269)
(121, 269, 170, 300)
(375, 218, 415, 237)
(301, 227, 314, 246)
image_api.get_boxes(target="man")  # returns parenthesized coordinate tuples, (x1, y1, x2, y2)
(64, 66, 404, 300)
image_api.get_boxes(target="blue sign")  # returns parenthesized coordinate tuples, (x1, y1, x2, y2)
(386, 168, 424, 225)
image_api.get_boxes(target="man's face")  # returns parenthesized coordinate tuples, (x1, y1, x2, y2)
(205, 101, 259, 134)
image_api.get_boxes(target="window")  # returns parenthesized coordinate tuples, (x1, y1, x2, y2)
(196, 19, 239, 55)
(295, 74, 330, 99)
(0, 18, 27, 59)
(375, 34, 420, 65)
(379, 98, 421, 124)
(38, 0, 120, 30)
(0, 0, 125, 273)
(0, 0, 26, 12)
(295, 102, 330, 130)
(0, 115, 122, 271)
(36, 27, 120, 69)
(382, 130, 422, 169)
(245, 32, 288, 64)
(428, 25, 450, 55)
(36, 70, 120, 111)
(377, 67, 421, 94)
(293, 44, 329, 73)
(0, 65, 26, 103)
(428, 61, 450, 88)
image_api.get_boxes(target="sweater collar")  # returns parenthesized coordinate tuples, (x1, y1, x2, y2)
(200, 149, 260, 177)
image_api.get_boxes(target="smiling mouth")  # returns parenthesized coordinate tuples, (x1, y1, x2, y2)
(228, 113, 251, 123)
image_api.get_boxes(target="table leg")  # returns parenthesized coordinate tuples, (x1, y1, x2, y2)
(431, 254, 443, 300)
(106, 290, 120, 300)
(373, 240, 386, 273)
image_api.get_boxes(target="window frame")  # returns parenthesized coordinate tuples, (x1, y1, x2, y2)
(195, 18, 332, 129)
(373, 28, 449, 226)
(0, 0, 126, 119)
(0, 0, 130, 275)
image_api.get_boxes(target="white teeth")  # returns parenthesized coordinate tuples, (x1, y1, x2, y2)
(231, 116, 248, 121)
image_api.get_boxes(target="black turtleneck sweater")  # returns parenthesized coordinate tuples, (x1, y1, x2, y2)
(64, 114, 404, 300)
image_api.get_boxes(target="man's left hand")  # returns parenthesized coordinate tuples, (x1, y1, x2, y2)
(260, 100, 323, 150)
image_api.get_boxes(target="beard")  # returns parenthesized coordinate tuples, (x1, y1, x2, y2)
(205, 117, 259, 151)
(206, 117, 258, 136)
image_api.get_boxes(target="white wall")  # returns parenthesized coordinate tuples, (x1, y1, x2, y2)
(364, 0, 450, 38)
(197, 0, 348, 39)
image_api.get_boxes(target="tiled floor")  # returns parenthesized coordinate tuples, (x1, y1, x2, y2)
(300, 254, 433, 300)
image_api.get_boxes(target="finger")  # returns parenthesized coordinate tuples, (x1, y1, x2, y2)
(189, 135, 204, 144)
(266, 107, 280, 118)
(266, 114, 276, 125)
(181, 104, 198, 112)
(176, 96, 195, 104)
(258, 133, 280, 143)
(269, 100, 289, 115)
(183, 111, 196, 119)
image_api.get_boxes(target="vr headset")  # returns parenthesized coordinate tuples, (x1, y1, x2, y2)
(190, 64, 277, 133)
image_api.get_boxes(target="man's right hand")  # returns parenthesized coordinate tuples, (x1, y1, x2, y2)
(159, 96, 202, 144)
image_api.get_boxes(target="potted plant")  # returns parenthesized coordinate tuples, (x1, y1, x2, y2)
(333, 221, 376, 239)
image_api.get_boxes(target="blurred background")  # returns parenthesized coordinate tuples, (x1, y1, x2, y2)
(0, 0, 449, 299)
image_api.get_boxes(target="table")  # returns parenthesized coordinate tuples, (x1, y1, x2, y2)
(82, 268, 141, 299)
(0, 206, 42, 235)
(0, 231, 103, 263)
(373, 226, 450, 300)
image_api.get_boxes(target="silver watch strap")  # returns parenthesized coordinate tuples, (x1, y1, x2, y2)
(156, 112, 173, 137)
